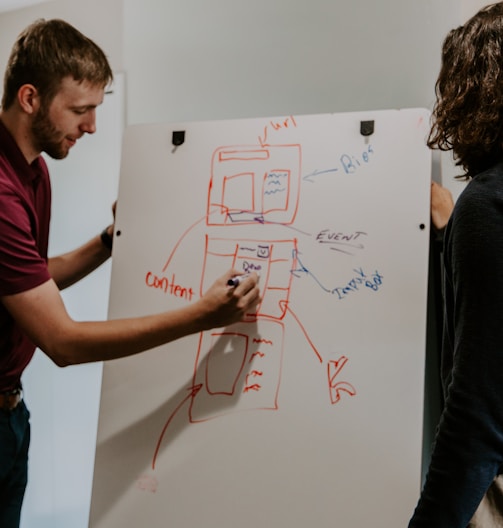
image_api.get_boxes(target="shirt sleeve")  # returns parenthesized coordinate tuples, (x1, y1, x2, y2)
(409, 183, 503, 527)
(0, 184, 51, 296)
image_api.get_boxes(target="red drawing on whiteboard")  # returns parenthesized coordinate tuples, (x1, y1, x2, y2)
(144, 117, 358, 473)
(328, 357, 357, 404)
(136, 474, 158, 494)
(207, 143, 301, 226)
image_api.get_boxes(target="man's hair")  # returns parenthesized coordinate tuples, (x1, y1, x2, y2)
(2, 18, 113, 110)
(427, 2, 503, 180)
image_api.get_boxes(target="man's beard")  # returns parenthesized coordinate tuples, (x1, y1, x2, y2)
(31, 105, 69, 160)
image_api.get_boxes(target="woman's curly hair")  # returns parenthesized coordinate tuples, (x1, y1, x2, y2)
(428, 2, 503, 180)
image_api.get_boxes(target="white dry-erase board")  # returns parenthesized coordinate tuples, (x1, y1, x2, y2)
(89, 108, 431, 528)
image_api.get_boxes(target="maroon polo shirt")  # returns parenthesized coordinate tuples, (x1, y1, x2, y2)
(0, 118, 51, 390)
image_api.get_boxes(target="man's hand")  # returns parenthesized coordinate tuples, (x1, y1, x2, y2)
(196, 270, 261, 330)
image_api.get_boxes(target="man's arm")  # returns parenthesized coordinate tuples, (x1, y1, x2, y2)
(1, 269, 260, 367)
(48, 225, 113, 289)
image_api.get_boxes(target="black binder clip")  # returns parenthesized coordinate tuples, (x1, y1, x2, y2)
(360, 120, 374, 137)
(172, 130, 185, 153)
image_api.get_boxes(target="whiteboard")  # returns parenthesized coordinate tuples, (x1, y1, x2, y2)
(89, 108, 431, 528)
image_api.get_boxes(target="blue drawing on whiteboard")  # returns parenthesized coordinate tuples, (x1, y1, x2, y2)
(332, 268, 384, 300)
(340, 144, 374, 174)
(303, 145, 375, 182)
(292, 251, 383, 299)
(303, 167, 339, 183)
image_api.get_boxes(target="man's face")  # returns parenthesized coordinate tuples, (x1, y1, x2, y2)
(31, 76, 105, 159)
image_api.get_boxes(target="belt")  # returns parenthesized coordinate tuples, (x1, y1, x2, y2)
(0, 388, 22, 411)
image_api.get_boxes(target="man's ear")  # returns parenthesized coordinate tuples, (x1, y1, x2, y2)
(17, 84, 40, 115)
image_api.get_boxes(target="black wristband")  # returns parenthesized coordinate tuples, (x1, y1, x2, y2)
(100, 227, 113, 251)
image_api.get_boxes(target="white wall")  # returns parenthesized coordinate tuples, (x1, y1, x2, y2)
(0, 2, 123, 528)
(0, 1, 483, 526)
(123, 0, 468, 202)
(124, 0, 458, 124)
(462, 0, 491, 20)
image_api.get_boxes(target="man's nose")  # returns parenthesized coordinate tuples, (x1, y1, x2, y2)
(81, 109, 96, 134)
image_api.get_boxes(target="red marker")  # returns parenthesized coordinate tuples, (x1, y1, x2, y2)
(227, 273, 251, 288)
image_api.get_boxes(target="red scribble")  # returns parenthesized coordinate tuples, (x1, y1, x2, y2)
(279, 300, 323, 363)
(250, 351, 265, 361)
(244, 383, 262, 393)
(145, 271, 195, 300)
(161, 213, 208, 273)
(330, 382, 357, 404)
(208, 145, 301, 227)
(270, 115, 297, 131)
(245, 371, 263, 387)
(253, 338, 273, 345)
(327, 357, 356, 404)
(259, 125, 269, 147)
(328, 356, 348, 382)
(204, 331, 249, 396)
(152, 384, 202, 470)
(160, 205, 226, 274)
(136, 474, 158, 493)
(259, 115, 298, 146)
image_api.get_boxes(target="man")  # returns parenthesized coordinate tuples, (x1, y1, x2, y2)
(409, 3, 503, 526)
(0, 19, 260, 527)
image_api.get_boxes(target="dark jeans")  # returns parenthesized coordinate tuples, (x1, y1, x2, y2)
(0, 401, 30, 528)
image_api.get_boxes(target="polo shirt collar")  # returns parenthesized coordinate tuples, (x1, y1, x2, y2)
(0, 118, 44, 183)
